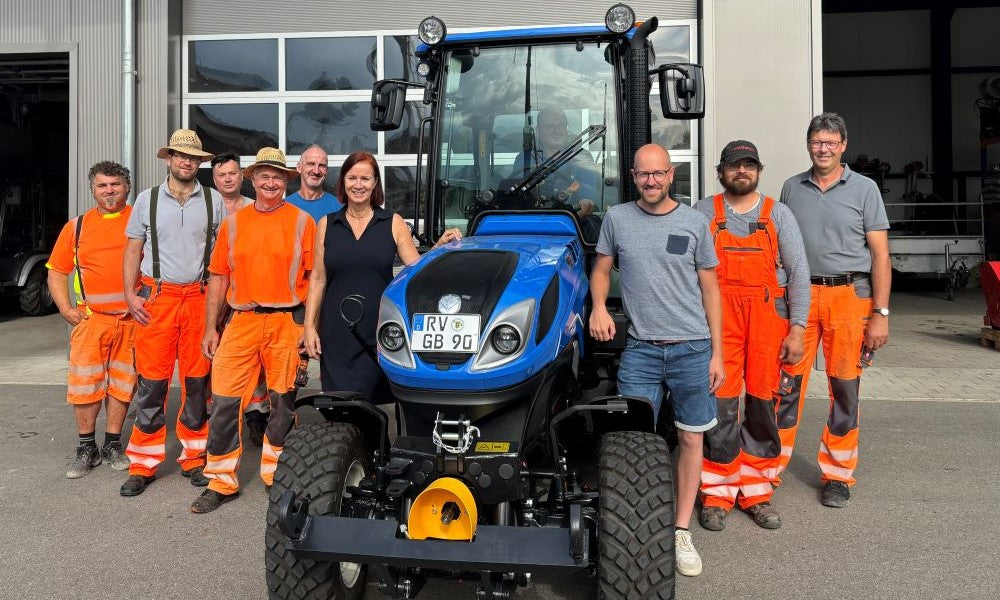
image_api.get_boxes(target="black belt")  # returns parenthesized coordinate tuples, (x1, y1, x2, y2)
(244, 304, 302, 314)
(648, 340, 683, 346)
(810, 273, 869, 286)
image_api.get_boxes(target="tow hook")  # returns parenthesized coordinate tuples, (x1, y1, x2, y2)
(276, 490, 311, 539)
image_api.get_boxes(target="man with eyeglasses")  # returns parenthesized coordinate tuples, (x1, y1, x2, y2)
(120, 129, 224, 497)
(779, 112, 890, 508)
(590, 143, 724, 577)
(694, 140, 810, 532)
(193, 147, 315, 513)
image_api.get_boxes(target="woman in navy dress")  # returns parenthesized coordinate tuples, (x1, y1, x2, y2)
(302, 151, 461, 400)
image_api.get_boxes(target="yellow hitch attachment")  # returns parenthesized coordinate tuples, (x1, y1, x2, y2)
(407, 477, 478, 541)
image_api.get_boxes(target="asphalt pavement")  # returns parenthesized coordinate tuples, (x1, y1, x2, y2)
(0, 285, 996, 600)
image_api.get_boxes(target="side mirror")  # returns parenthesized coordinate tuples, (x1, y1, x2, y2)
(371, 80, 407, 131)
(655, 63, 705, 120)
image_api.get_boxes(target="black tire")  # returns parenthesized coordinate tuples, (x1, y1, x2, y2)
(19, 265, 56, 316)
(597, 431, 675, 600)
(265, 421, 372, 600)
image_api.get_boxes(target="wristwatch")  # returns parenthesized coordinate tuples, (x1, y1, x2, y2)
(872, 307, 890, 317)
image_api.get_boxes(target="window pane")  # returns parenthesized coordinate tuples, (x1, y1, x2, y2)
(670, 161, 693, 205)
(287, 102, 376, 155)
(386, 102, 431, 154)
(649, 25, 690, 66)
(385, 35, 421, 80)
(188, 39, 277, 92)
(189, 104, 278, 156)
(285, 37, 376, 91)
(650, 102, 693, 151)
(385, 166, 417, 220)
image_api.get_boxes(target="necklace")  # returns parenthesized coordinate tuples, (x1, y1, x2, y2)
(347, 209, 373, 220)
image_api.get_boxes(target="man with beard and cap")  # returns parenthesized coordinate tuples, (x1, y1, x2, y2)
(48, 161, 136, 479)
(590, 143, 723, 577)
(779, 113, 890, 509)
(286, 144, 342, 223)
(192, 147, 315, 513)
(694, 140, 810, 531)
(119, 129, 224, 497)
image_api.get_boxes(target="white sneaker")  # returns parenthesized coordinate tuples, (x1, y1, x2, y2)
(674, 529, 703, 576)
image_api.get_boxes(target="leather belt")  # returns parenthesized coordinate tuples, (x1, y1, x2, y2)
(810, 273, 869, 286)
(648, 340, 683, 346)
(244, 304, 301, 314)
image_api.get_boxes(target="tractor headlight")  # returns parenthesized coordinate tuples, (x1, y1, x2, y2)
(416, 60, 433, 78)
(490, 325, 521, 355)
(379, 323, 406, 352)
(418, 16, 447, 46)
(605, 3, 636, 34)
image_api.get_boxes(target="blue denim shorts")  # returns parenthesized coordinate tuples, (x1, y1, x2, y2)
(617, 336, 718, 432)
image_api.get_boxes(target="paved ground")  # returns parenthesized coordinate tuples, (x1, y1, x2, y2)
(0, 285, 997, 599)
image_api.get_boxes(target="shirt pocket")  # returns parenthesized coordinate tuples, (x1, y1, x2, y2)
(666, 234, 690, 255)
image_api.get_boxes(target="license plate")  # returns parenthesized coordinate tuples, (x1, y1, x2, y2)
(411, 313, 481, 353)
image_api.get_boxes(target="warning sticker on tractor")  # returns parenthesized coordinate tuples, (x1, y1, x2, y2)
(475, 441, 510, 453)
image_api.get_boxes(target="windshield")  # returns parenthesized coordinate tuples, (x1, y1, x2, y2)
(434, 41, 620, 243)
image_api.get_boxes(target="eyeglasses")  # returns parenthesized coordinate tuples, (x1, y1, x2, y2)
(808, 140, 843, 150)
(632, 167, 674, 181)
(170, 152, 201, 164)
(723, 160, 759, 172)
(254, 174, 287, 183)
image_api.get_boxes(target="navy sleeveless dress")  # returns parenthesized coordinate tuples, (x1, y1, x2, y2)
(319, 207, 396, 401)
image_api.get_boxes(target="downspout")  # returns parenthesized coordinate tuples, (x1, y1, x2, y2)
(626, 17, 658, 165)
(121, 0, 137, 196)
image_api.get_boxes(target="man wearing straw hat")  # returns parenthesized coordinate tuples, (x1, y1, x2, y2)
(120, 129, 224, 497)
(192, 147, 315, 513)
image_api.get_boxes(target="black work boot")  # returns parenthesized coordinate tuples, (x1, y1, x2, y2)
(821, 480, 850, 508)
(181, 465, 210, 487)
(120, 474, 155, 497)
(190, 489, 239, 513)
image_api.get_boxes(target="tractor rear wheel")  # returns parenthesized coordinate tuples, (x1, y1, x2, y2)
(597, 430, 675, 600)
(19, 265, 56, 316)
(265, 421, 372, 600)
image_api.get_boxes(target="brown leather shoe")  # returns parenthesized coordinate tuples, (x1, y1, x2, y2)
(190, 489, 239, 513)
(744, 501, 782, 529)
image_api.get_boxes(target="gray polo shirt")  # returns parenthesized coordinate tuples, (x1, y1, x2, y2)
(126, 178, 224, 284)
(695, 194, 811, 328)
(779, 164, 889, 277)
(596, 201, 718, 341)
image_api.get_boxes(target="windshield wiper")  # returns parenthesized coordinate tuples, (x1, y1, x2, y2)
(507, 125, 606, 195)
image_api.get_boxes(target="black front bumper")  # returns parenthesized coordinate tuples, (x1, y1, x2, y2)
(286, 514, 590, 572)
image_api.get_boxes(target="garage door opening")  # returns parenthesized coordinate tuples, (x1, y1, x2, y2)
(0, 51, 69, 315)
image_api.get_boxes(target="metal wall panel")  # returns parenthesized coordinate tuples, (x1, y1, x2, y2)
(183, 0, 697, 34)
(135, 0, 174, 192)
(702, 0, 820, 197)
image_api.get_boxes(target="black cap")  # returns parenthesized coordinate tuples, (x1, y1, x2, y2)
(719, 140, 760, 165)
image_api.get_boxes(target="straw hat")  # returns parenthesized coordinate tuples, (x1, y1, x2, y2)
(243, 147, 300, 179)
(156, 128, 214, 160)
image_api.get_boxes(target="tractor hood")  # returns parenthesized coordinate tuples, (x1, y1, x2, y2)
(377, 227, 587, 396)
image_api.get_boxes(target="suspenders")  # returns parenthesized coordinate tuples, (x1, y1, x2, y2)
(149, 185, 214, 292)
(73, 213, 88, 305)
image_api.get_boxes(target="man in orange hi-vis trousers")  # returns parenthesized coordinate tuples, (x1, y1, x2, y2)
(695, 141, 811, 531)
(191, 147, 315, 513)
(779, 113, 891, 508)
(47, 161, 136, 479)
(119, 129, 224, 497)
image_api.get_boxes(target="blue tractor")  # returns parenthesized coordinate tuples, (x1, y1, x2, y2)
(266, 4, 705, 599)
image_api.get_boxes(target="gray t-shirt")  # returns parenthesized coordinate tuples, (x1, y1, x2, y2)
(126, 178, 224, 284)
(695, 194, 811, 328)
(779, 165, 889, 277)
(596, 201, 718, 340)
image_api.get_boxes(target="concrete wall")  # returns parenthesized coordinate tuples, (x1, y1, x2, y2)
(702, 0, 822, 199)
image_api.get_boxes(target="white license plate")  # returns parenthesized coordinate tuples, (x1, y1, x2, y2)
(411, 313, 481, 353)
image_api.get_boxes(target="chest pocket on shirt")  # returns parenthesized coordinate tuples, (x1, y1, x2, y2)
(666, 234, 689, 255)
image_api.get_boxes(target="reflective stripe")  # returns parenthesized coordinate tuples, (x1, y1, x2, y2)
(68, 382, 104, 395)
(108, 376, 134, 392)
(207, 455, 239, 472)
(260, 462, 278, 476)
(701, 470, 740, 485)
(69, 364, 105, 377)
(209, 472, 239, 489)
(127, 442, 165, 455)
(817, 458, 855, 480)
(740, 464, 780, 480)
(126, 454, 162, 469)
(109, 360, 134, 374)
(287, 211, 307, 300)
(740, 482, 773, 498)
(261, 443, 280, 461)
(825, 446, 858, 462)
(183, 437, 208, 451)
(702, 484, 738, 497)
(780, 446, 793, 457)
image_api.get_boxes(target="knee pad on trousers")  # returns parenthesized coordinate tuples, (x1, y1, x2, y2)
(265, 390, 296, 448)
(180, 374, 210, 431)
(828, 376, 860, 436)
(132, 376, 169, 434)
(741, 394, 780, 458)
(206, 394, 242, 456)
(704, 397, 740, 463)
